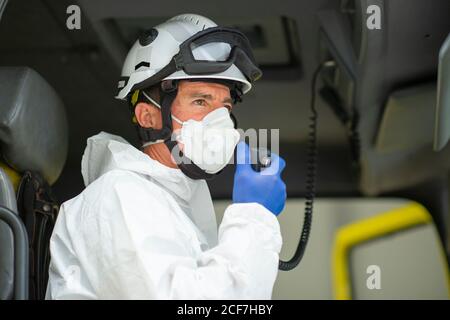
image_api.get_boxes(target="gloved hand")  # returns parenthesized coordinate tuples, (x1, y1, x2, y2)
(232, 142, 287, 215)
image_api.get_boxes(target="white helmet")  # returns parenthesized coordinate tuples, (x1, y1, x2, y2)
(115, 13, 261, 100)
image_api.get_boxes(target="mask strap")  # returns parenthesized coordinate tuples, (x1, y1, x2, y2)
(141, 90, 162, 109)
(143, 89, 184, 126)
(171, 114, 183, 125)
(142, 139, 165, 147)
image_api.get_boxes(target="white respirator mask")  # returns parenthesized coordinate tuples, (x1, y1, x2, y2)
(171, 107, 240, 174)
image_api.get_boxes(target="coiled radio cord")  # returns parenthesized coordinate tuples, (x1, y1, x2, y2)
(279, 61, 335, 271)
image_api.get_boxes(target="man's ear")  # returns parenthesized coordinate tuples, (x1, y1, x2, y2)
(134, 102, 162, 129)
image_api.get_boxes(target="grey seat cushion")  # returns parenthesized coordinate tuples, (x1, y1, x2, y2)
(0, 67, 68, 185)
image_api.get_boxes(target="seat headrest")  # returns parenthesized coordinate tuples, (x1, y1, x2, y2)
(0, 67, 68, 185)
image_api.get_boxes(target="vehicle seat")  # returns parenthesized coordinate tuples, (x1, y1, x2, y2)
(0, 67, 68, 299)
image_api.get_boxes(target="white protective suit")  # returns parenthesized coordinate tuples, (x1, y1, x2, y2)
(46, 132, 282, 299)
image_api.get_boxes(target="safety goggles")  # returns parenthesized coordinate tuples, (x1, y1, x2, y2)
(131, 27, 262, 92)
(174, 27, 262, 81)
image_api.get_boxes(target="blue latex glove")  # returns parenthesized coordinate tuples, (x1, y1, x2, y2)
(232, 142, 287, 215)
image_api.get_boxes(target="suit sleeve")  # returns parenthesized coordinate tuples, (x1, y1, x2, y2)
(77, 173, 283, 299)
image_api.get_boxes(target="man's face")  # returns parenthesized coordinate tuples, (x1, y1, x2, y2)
(170, 80, 233, 131)
(134, 79, 235, 148)
(134, 80, 236, 168)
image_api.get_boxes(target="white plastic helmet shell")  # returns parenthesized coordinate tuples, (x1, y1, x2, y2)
(115, 14, 252, 100)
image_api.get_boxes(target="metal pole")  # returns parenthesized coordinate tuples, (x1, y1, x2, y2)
(0, 206, 29, 300)
(0, 0, 8, 22)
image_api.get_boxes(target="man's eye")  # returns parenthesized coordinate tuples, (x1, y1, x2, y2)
(193, 99, 206, 106)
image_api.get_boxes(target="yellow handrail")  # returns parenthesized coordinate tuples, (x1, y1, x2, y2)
(331, 202, 448, 300)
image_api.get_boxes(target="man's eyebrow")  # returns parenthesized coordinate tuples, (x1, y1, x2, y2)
(190, 93, 233, 104)
(223, 97, 233, 104)
(190, 93, 214, 100)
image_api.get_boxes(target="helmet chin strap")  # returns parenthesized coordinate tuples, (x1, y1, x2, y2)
(164, 139, 216, 180)
(139, 82, 216, 180)
(137, 88, 173, 145)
